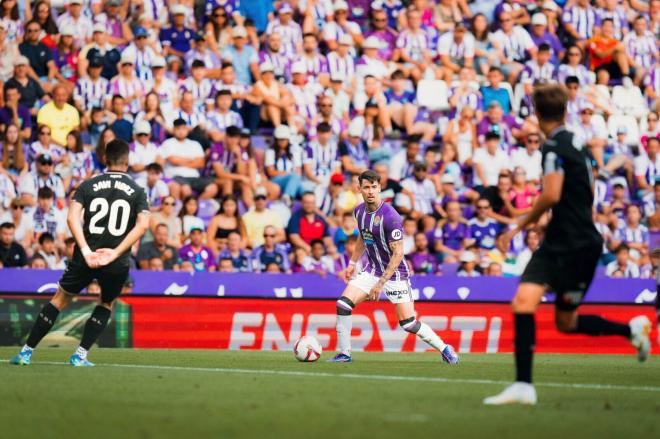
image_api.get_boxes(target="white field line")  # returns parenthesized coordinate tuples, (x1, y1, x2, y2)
(3, 359, 660, 393)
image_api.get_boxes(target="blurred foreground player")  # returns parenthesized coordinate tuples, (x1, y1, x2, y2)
(328, 170, 459, 364)
(484, 85, 651, 405)
(11, 140, 150, 366)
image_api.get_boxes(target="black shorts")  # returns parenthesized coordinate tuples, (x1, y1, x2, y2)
(520, 244, 601, 311)
(173, 176, 215, 193)
(58, 251, 129, 304)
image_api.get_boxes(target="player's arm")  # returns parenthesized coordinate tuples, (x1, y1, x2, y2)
(343, 233, 365, 282)
(67, 200, 99, 268)
(96, 212, 151, 267)
(514, 171, 563, 233)
(368, 239, 404, 301)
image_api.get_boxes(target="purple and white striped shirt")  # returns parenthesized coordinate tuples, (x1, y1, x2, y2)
(557, 64, 594, 87)
(179, 77, 215, 109)
(520, 60, 557, 84)
(287, 83, 323, 121)
(644, 66, 660, 99)
(259, 50, 291, 80)
(492, 27, 535, 62)
(354, 201, 410, 281)
(624, 31, 658, 69)
(597, 6, 628, 40)
(265, 19, 303, 56)
(207, 110, 244, 132)
(326, 51, 355, 81)
(562, 5, 601, 40)
(294, 53, 329, 81)
(74, 76, 109, 110)
(303, 140, 339, 177)
(396, 29, 429, 62)
(437, 32, 475, 60)
(108, 75, 145, 114)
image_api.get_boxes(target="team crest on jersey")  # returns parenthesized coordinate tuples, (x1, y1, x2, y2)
(373, 215, 381, 226)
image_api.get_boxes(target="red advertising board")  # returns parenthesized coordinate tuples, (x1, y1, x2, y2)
(123, 298, 659, 354)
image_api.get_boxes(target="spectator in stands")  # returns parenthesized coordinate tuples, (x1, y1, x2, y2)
(401, 161, 438, 227)
(0, 82, 32, 139)
(265, 124, 304, 205)
(333, 212, 358, 254)
(160, 118, 216, 200)
(206, 6, 233, 57)
(644, 181, 660, 230)
(148, 195, 182, 248)
(492, 11, 537, 84)
(436, 21, 474, 82)
(0, 198, 31, 251)
(243, 186, 286, 248)
(149, 257, 165, 271)
(503, 166, 538, 218)
(301, 239, 335, 276)
(31, 186, 66, 245)
(322, 1, 362, 51)
(35, 231, 64, 269)
(287, 191, 336, 255)
(606, 243, 640, 278)
(624, 15, 657, 86)
(178, 196, 206, 239)
(5, 55, 46, 116)
(512, 228, 540, 275)
(467, 199, 501, 253)
(56, 0, 92, 48)
(218, 231, 252, 272)
(0, 21, 20, 83)
(159, 5, 195, 59)
(408, 231, 438, 275)
(129, 121, 162, 180)
(36, 83, 80, 147)
(385, 70, 436, 141)
(19, 20, 56, 92)
(207, 194, 247, 254)
(457, 250, 480, 277)
(29, 254, 47, 269)
(511, 132, 542, 183)
(29, 123, 64, 166)
(18, 153, 65, 206)
(222, 26, 258, 86)
(634, 136, 660, 198)
(136, 163, 169, 208)
(178, 227, 217, 272)
(613, 204, 649, 262)
(432, 200, 469, 263)
(0, 123, 27, 181)
(137, 223, 179, 271)
(252, 225, 291, 273)
(587, 18, 630, 80)
(208, 125, 252, 205)
(473, 131, 510, 191)
(529, 12, 564, 64)
(640, 111, 660, 148)
(0, 221, 26, 267)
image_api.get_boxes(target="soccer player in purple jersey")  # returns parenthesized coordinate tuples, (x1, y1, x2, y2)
(328, 170, 459, 364)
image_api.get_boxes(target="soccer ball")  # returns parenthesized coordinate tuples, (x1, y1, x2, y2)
(293, 336, 322, 362)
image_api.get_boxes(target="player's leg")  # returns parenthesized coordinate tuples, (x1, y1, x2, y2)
(11, 258, 92, 365)
(328, 275, 369, 363)
(69, 266, 128, 366)
(483, 282, 545, 405)
(396, 301, 459, 364)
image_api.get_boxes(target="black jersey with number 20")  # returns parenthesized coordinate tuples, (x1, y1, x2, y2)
(540, 127, 603, 252)
(73, 171, 149, 265)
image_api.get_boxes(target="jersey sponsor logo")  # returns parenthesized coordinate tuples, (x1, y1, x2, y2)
(362, 230, 375, 245)
(391, 229, 402, 240)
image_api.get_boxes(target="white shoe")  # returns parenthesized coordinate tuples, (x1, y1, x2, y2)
(483, 382, 537, 406)
(629, 316, 651, 362)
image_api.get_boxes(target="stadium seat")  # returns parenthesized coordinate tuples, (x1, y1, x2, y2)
(416, 79, 450, 111)
(607, 114, 640, 145)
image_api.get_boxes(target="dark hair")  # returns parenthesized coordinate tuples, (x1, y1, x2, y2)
(64, 237, 75, 246)
(0, 222, 15, 230)
(192, 59, 206, 69)
(532, 84, 568, 122)
(303, 32, 317, 39)
(144, 91, 165, 119)
(602, 18, 614, 26)
(38, 232, 54, 245)
(564, 45, 583, 63)
(406, 134, 422, 145)
(358, 170, 380, 185)
(391, 69, 405, 80)
(207, 5, 230, 43)
(538, 43, 550, 52)
(317, 122, 332, 133)
(488, 66, 502, 75)
(4, 1, 20, 20)
(216, 89, 232, 98)
(37, 186, 54, 200)
(33, 1, 58, 34)
(179, 195, 198, 218)
(615, 243, 630, 254)
(95, 127, 116, 165)
(104, 139, 130, 166)
(226, 125, 241, 137)
(67, 130, 83, 153)
(310, 239, 324, 248)
(146, 162, 163, 173)
(3, 81, 19, 100)
(470, 13, 489, 41)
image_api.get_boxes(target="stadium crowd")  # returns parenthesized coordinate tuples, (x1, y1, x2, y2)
(0, 0, 659, 280)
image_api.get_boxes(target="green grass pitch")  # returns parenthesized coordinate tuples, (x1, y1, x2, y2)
(1, 347, 659, 439)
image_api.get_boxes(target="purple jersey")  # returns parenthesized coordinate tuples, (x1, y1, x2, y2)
(354, 202, 411, 281)
(432, 221, 470, 251)
(408, 251, 437, 274)
(178, 244, 216, 272)
(468, 218, 500, 250)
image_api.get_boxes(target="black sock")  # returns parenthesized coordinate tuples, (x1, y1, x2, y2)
(26, 303, 60, 348)
(514, 313, 535, 384)
(576, 315, 631, 337)
(80, 306, 112, 350)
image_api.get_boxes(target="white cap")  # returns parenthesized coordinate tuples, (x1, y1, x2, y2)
(151, 56, 166, 68)
(274, 125, 291, 140)
(259, 61, 274, 73)
(531, 13, 547, 26)
(134, 120, 151, 135)
(232, 26, 248, 38)
(441, 174, 455, 184)
(291, 62, 306, 74)
(459, 251, 476, 263)
(170, 4, 186, 15)
(543, 1, 557, 11)
(255, 186, 268, 197)
(334, 0, 349, 11)
(278, 3, 293, 14)
(14, 55, 29, 66)
(347, 118, 364, 137)
(338, 34, 353, 46)
(92, 22, 106, 33)
(363, 36, 382, 49)
(120, 51, 135, 65)
(60, 25, 75, 37)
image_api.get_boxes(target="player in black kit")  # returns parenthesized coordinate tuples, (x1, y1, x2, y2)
(484, 85, 652, 405)
(10, 139, 150, 367)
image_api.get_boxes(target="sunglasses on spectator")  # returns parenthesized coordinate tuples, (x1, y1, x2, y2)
(568, 52, 581, 56)
(163, 201, 175, 206)
(255, 195, 267, 200)
(263, 234, 276, 238)
(39, 131, 51, 135)
(477, 205, 489, 209)
(500, 18, 512, 22)
(215, 13, 226, 17)
(12, 205, 24, 210)
(527, 138, 540, 144)
(581, 110, 593, 115)
(27, 28, 40, 33)
(373, 18, 386, 22)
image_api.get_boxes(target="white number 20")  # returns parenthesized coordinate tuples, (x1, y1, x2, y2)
(88, 198, 131, 236)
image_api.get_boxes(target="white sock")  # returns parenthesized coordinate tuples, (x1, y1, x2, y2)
(416, 322, 447, 352)
(75, 346, 88, 360)
(336, 314, 352, 355)
(21, 344, 33, 353)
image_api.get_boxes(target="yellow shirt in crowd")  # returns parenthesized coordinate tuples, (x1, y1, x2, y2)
(37, 102, 80, 146)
